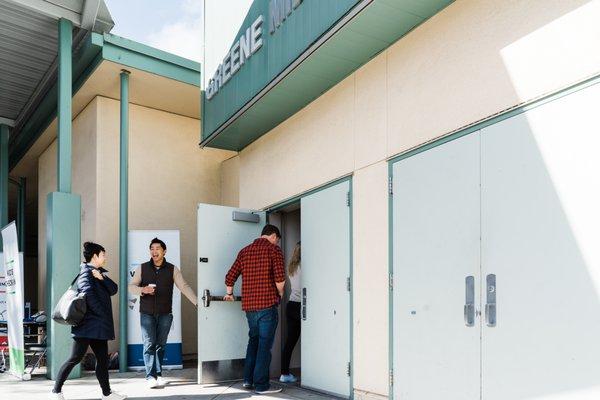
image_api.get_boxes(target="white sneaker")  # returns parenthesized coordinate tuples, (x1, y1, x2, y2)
(279, 373, 297, 383)
(102, 391, 127, 400)
(49, 393, 65, 400)
(156, 376, 167, 387)
(147, 377, 159, 389)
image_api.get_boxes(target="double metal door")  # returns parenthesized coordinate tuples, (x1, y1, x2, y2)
(392, 80, 600, 399)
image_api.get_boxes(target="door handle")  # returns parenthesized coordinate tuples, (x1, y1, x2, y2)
(485, 274, 496, 327)
(302, 288, 307, 320)
(464, 276, 475, 327)
(201, 289, 241, 307)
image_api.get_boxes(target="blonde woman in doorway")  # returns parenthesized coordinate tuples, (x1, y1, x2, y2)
(280, 241, 301, 383)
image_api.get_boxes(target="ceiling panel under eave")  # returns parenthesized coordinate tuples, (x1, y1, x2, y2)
(0, 0, 114, 124)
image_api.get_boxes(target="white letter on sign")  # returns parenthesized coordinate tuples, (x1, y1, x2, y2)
(251, 15, 264, 54)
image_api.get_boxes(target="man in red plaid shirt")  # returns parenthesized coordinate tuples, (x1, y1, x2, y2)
(224, 224, 286, 394)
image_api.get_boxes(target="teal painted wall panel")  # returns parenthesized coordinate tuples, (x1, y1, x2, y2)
(203, 0, 360, 140)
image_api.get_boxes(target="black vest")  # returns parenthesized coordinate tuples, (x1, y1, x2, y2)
(139, 259, 175, 315)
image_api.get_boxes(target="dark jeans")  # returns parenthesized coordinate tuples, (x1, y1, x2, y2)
(140, 313, 173, 379)
(53, 338, 110, 396)
(244, 305, 278, 391)
(281, 301, 301, 375)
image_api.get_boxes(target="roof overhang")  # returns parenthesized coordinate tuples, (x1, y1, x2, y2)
(201, 0, 453, 151)
(0, 0, 114, 127)
(9, 32, 201, 171)
(5, 0, 114, 32)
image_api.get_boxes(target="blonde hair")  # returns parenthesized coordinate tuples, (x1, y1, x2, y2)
(288, 242, 301, 277)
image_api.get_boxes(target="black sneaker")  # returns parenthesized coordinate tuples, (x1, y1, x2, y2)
(242, 382, 254, 390)
(255, 386, 283, 394)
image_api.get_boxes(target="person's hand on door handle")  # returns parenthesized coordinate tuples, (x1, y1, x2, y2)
(223, 293, 235, 301)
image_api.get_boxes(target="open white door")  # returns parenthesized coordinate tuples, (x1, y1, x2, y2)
(301, 180, 351, 398)
(197, 203, 265, 383)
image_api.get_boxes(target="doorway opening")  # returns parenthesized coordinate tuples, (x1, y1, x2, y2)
(269, 203, 302, 385)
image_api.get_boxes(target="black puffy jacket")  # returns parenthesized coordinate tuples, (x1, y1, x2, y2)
(71, 264, 118, 340)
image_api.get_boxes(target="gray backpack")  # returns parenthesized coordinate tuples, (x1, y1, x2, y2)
(52, 272, 87, 326)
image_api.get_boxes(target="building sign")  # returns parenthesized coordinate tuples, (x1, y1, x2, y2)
(206, 16, 264, 100)
(269, 0, 303, 33)
(205, 0, 303, 101)
(202, 0, 361, 147)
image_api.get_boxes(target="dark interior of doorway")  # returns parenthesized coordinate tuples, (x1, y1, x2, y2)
(268, 202, 302, 385)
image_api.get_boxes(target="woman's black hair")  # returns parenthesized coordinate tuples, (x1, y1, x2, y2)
(83, 242, 105, 263)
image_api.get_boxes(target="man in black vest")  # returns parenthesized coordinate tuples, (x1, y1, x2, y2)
(128, 238, 198, 389)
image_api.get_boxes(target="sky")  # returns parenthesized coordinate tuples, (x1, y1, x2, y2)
(104, 0, 253, 87)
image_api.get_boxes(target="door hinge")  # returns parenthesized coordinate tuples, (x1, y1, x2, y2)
(346, 277, 351, 292)
(389, 273, 393, 290)
(389, 369, 394, 386)
(346, 191, 351, 207)
(347, 362, 352, 377)
(388, 176, 393, 195)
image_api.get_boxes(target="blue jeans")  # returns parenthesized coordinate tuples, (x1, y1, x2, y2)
(244, 306, 278, 391)
(140, 313, 173, 379)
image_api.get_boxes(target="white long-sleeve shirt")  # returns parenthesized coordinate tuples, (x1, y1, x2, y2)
(128, 264, 198, 306)
(289, 265, 301, 303)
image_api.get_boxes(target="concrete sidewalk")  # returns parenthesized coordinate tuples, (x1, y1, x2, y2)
(0, 368, 336, 399)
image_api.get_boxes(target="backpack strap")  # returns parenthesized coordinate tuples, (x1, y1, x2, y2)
(70, 270, 85, 286)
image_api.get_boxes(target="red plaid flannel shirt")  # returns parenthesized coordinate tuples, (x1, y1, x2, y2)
(225, 238, 286, 311)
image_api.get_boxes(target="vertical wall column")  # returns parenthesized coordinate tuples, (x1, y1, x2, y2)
(17, 177, 26, 252)
(46, 18, 82, 380)
(0, 124, 8, 249)
(119, 70, 130, 372)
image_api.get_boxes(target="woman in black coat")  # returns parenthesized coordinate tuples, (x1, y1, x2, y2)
(50, 242, 127, 400)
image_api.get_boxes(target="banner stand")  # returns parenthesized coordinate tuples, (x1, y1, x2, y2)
(127, 230, 183, 370)
(1, 222, 28, 380)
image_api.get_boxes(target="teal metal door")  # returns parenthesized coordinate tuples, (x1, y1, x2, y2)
(196, 203, 265, 383)
(301, 180, 351, 398)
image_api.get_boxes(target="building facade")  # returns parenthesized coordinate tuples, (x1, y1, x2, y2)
(3, 1, 600, 399)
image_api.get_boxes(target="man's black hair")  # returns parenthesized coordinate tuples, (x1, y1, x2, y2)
(150, 237, 167, 251)
(83, 242, 105, 263)
(261, 224, 281, 238)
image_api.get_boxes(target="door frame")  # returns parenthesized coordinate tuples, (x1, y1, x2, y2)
(265, 175, 354, 399)
(387, 74, 600, 399)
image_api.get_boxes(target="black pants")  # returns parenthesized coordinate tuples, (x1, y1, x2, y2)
(281, 301, 301, 375)
(53, 338, 111, 396)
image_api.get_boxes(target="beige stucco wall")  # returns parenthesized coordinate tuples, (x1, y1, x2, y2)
(220, 156, 240, 207)
(38, 99, 98, 311)
(226, 1, 600, 397)
(39, 96, 234, 354)
(96, 96, 234, 354)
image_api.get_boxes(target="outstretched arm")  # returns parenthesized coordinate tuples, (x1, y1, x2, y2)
(174, 267, 198, 306)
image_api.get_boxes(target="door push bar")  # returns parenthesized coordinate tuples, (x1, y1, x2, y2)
(201, 289, 241, 307)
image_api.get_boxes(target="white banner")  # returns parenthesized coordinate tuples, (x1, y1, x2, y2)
(0, 257, 6, 322)
(1, 222, 26, 379)
(127, 230, 182, 370)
